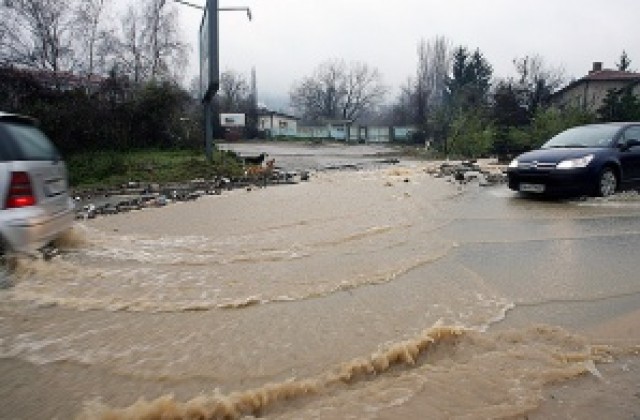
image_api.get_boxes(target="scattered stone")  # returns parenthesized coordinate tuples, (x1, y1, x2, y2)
(430, 160, 506, 186)
(70, 156, 418, 222)
(71, 167, 310, 221)
(378, 158, 400, 165)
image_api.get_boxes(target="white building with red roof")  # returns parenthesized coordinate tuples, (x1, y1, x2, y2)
(551, 62, 640, 112)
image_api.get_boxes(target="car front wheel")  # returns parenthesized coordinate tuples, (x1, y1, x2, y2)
(596, 167, 617, 197)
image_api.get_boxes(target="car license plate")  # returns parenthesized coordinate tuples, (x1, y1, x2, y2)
(519, 183, 545, 193)
(44, 178, 65, 196)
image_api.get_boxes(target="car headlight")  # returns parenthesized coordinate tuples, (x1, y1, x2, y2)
(508, 158, 519, 168)
(556, 154, 594, 169)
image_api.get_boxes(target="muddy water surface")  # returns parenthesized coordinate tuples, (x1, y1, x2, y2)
(1, 145, 639, 419)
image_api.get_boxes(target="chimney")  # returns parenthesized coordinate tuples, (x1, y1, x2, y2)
(590, 62, 603, 73)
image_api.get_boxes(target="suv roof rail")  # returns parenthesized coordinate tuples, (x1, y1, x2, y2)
(0, 112, 37, 125)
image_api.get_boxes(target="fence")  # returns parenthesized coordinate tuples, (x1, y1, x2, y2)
(295, 124, 417, 143)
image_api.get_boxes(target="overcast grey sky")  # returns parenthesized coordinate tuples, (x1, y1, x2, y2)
(175, 0, 640, 104)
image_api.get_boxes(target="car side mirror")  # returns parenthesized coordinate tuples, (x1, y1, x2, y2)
(620, 138, 640, 151)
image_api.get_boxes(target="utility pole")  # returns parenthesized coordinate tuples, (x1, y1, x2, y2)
(202, 0, 218, 162)
(249, 66, 258, 138)
(173, 0, 252, 161)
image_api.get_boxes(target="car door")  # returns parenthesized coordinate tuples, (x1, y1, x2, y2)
(618, 125, 640, 183)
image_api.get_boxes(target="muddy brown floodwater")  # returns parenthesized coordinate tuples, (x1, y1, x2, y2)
(1, 143, 639, 419)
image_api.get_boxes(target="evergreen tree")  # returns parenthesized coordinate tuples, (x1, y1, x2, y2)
(447, 47, 493, 111)
(598, 87, 640, 121)
(617, 50, 632, 72)
(450, 47, 470, 87)
(446, 111, 494, 158)
(436, 45, 493, 156)
(492, 82, 530, 128)
(469, 49, 493, 101)
(491, 81, 530, 157)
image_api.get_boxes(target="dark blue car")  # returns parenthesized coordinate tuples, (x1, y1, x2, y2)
(507, 122, 640, 197)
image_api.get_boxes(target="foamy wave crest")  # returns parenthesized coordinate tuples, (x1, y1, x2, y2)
(77, 326, 465, 420)
(6, 236, 459, 314)
(577, 190, 640, 208)
(10, 254, 84, 281)
(76, 325, 615, 420)
(54, 224, 89, 249)
(78, 230, 310, 267)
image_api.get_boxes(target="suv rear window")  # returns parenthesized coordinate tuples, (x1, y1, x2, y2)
(0, 121, 61, 162)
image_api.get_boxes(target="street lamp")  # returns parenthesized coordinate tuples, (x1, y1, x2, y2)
(220, 7, 252, 21)
(173, 0, 252, 20)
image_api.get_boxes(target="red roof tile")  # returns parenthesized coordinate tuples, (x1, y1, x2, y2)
(584, 69, 640, 81)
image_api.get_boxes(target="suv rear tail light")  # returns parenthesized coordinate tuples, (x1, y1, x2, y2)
(5, 171, 36, 208)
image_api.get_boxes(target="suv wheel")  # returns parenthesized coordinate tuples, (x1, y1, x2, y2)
(0, 241, 13, 289)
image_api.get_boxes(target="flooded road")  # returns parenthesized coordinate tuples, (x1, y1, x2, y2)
(1, 143, 639, 419)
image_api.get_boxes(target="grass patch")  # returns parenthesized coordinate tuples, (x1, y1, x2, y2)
(67, 148, 244, 188)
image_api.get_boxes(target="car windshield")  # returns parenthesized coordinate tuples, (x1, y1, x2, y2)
(541, 125, 620, 149)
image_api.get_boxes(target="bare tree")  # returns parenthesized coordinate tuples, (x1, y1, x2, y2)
(415, 36, 452, 125)
(142, 0, 187, 81)
(74, 0, 114, 76)
(187, 74, 200, 99)
(218, 69, 249, 112)
(118, 4, 147, 82)
(145, 0, 165, 79)
(389, 76, 417, 125)
(290, 60, 345, 121)
(113, 0, 186, 83)
(0, 0, 77, 72)
(0, 6, 14, 65)
(341, 62, 388, 120)
(513, 54, 565, 112)
(290, 59, 387, 122)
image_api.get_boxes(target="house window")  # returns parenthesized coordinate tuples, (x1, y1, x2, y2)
(279, 121, 288, 129)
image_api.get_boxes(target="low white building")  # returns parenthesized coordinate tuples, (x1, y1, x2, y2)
(258, 110, 299, 138)
(326, 120, 353, 140)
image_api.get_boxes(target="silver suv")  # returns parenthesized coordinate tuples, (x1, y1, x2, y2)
(0, 112, 75, 258)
